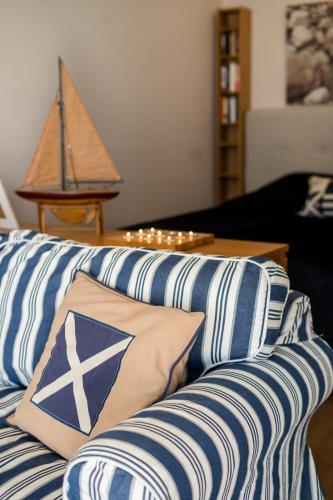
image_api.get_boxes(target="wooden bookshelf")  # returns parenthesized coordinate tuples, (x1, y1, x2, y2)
(215, 7, 251, 203)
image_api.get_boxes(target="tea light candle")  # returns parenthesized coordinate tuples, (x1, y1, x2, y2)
(177, 232, 183, 239)
(167, 235, 172, 244)
(138, 229, 143, 235)
(124, 231, 131, 240)
(147, 234, 152, 241)
(189, 231, 194, 237)
(157, 230, 162, 237)
(150, 227, 155, 233)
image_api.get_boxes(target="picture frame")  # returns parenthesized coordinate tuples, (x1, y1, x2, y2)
(0, 179, 19, 229)
(286, 2, 333, 105)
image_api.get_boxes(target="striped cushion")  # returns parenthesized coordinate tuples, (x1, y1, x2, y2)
(322, 180, 333, 216)
(299, 175, 333, 217)
(63, 337, 332, 500)
(0, 386, 25, 419)
(0, 234, 9, 245)
(0, 230, 289, 386)
(277, 290, 317, 345)
(0, 387, 66, 500)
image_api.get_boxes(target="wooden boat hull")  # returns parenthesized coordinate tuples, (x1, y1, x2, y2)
(15, 189, 119, 203)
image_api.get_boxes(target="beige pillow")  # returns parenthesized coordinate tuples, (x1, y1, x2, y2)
(8, 271, 204, 459)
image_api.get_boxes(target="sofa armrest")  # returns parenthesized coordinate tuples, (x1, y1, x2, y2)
(277, 290, 316, 345)
(63, 338, 333, 500)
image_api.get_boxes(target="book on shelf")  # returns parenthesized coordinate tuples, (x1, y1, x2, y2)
(229, 96, 238, 123)
(221, 97, 228, 123)
(220, 96, 238, 124)
(220, 62, 240, 92)
(220, 31, 239, 56)
(221, 66, 228, 91)
(229, 62, 240, 92)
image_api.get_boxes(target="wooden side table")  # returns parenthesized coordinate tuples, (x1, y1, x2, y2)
(10, 226, 289, 270)
(190, 238, 289, 269)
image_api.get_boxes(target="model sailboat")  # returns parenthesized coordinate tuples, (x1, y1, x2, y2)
(16, 57, 121, 234)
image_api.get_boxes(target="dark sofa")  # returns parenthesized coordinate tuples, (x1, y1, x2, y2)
(127, 173, 333, 345)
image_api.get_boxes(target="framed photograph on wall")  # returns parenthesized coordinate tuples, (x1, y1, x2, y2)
(286, 2, 333, 104)
(0, 179, 18, 229)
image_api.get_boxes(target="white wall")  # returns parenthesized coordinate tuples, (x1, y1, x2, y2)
(221, 0, 326, 109)
(0, 0, 219, 228)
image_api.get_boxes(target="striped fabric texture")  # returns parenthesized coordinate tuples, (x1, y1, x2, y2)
(0, 230, 331, 499)
(0, 234, 9, 245)
(0, 230, 289, 386)
(277, 290, 317, 345)
(63, 337, 332, 500)
(321, 180, 333, 216)
(299, 175, 333, 217)
(0, 386, 66, 499)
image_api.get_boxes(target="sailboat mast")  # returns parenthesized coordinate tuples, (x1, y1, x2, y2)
(57, 57, 67, 190)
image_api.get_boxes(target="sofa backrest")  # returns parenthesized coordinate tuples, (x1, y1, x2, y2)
(0, 230, 289, 386)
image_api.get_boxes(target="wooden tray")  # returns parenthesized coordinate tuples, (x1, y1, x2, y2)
(104, 229, 214, 251)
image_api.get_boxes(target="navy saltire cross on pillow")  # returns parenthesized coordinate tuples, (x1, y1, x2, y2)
(32, 311, 134, 435)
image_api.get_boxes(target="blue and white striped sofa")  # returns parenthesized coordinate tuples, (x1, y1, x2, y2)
(0, 230, 332, 500)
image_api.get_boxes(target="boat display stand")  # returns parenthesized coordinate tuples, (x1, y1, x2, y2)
(16, 190, 119, 236)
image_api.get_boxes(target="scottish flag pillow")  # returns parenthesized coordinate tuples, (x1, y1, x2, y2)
(299, 175, 333, 217)
(8, 271, 204, 459)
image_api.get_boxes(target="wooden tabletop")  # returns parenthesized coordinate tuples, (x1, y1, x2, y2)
(191, 237, 288, 257)
(3, 225, 288, 268)
(192, 238, 289, 269)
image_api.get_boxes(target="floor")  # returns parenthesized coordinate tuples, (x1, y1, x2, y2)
(309, 395, 333, 499)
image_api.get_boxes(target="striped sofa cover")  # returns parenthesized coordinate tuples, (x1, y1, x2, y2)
(0, 230, 332, 499)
